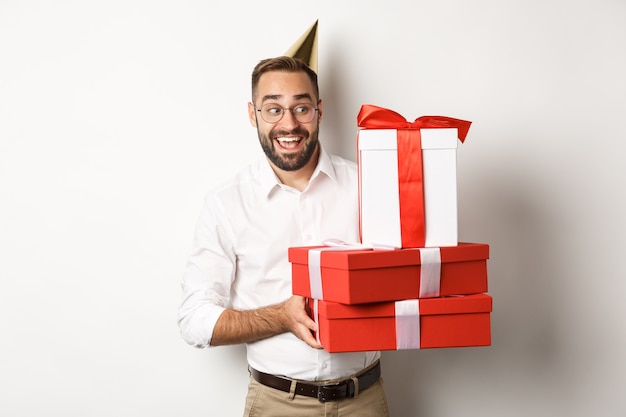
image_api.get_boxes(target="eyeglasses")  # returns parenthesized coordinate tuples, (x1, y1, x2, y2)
(255, 103, 318, 124)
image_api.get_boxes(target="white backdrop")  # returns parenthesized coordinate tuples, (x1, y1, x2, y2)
(1, 1, 625, 416)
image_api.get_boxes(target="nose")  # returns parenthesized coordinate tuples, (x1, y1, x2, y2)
(277, 108, 300, 129)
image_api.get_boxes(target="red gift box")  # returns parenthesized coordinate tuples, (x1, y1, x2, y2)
(310, 294, 492, 352)
(289, 242, 489, 304)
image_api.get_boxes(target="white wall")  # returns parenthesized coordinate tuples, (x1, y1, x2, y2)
(1, 1, 625, 416)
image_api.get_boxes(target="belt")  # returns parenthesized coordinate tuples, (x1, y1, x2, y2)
(249, 360, 381, 403)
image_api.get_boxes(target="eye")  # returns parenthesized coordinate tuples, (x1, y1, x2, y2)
(294, 105, 311, 115)
(265, 105, 283, 115)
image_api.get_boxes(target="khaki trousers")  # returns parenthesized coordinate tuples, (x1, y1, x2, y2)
(243, 376, 390, 417)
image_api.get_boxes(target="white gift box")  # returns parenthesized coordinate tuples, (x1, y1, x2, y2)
(358, 128, 459, 248)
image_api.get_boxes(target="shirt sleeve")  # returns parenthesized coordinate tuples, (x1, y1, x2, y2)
(177, 191, 235, 348)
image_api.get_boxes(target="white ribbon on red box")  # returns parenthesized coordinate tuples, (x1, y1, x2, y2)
(395, 299, 421, 349)
(394, 248, 441, 350)
(417, 247, 442, 298)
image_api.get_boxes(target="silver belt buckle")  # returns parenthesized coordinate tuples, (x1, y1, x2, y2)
(317, 381, 347, 403)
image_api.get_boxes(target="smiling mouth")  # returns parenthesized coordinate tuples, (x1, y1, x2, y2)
(275, 136, 303, 150)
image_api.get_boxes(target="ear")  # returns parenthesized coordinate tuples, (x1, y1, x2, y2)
(247, 102, 257, 127)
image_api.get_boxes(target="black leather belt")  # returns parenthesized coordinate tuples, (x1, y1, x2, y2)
(249, 360, 381, 403)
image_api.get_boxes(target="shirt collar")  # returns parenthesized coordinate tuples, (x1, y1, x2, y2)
(312, 145, 338, 183)
(257, 145, 337, 197)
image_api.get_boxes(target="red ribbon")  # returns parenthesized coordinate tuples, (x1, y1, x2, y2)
(357, 104, 471, 142)
(357, 104, 471, 248)
(396, 129, 424, 247)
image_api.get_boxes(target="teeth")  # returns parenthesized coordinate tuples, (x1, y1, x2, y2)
(278, 137, 300, 143)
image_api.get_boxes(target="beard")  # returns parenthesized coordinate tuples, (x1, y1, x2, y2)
(258, 126, 320, 172)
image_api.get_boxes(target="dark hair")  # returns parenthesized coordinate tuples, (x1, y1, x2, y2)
(251, 56, 319, 102)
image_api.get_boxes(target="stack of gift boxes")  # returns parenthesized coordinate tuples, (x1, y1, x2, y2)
(288, 104, 492, 353)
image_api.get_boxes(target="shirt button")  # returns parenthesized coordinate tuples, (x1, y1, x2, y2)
(305, 234, 312, 241)
(321, 362, 328, 369)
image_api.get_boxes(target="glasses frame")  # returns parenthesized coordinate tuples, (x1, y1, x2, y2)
(255, 103, 319, 124)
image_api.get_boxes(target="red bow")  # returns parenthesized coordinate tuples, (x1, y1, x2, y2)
(357, 104, 471, 143)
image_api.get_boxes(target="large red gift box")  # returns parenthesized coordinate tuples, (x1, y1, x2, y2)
(289, 242, 488, 304)
(310, 294, 492, 352)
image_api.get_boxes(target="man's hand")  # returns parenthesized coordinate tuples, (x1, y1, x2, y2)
(281, 295, 323, 349)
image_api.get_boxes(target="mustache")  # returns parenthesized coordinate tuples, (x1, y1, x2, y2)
(270, 128, 309, 140)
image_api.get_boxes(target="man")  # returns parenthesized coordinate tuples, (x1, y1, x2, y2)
(178, 56, 390, 417)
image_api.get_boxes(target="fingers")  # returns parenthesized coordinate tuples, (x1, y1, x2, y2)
(294, 314, 322, 349)
(284, 296, 323, 349)
(298, 327, 323, 349)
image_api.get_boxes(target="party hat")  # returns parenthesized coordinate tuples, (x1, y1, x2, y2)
(284, 20, 318, 73)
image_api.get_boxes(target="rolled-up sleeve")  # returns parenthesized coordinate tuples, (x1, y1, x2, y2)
(178, 192, 235, 348)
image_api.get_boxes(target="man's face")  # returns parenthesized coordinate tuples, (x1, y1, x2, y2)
(248, 71, 322, 172)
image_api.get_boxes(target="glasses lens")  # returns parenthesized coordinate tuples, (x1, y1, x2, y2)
(259, 104, 316, 123)
(260, 104, 283, 123)
(292, 104, 315, 123)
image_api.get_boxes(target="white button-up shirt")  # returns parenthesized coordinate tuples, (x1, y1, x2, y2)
(178, 146, 380, 381)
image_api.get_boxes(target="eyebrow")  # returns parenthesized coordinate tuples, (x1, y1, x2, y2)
(260, 93, 314, 104)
